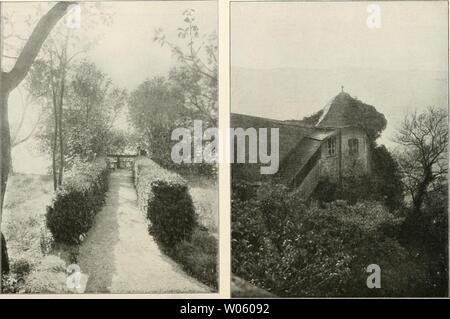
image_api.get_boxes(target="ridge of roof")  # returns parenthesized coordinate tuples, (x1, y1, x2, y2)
(230, 112, 334, 131)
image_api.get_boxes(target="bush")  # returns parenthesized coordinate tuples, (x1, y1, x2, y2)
(134, 157, 196, 247)
(232, 181, 426, 297)
(134, 157, 185, 212)
(11, 259, 32, 279)
(172, 229, 218, 289)
(46, 157, 109, 245)
(134, 157, 217, 289)
(148, 180, 196, 247)
(1, 274, 19, 293)
(312, 145, 403, 211)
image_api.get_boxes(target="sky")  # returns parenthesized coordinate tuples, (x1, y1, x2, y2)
(231, 1, 447, 71)
(3, 1, 217, 174)
(231, 1, 448, 147)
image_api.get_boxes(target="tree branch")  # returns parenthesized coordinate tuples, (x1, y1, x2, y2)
(2, 2, 75, 93)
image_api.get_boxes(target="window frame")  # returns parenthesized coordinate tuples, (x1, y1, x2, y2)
(327, 136, 336, 157)
(348, 138, 359, 156)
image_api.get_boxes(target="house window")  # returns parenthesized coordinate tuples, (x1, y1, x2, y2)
(327, 137, 336, 156)
(348, 138, 359, 156)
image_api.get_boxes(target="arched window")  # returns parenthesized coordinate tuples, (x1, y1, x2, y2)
(348, 138, 359, 156)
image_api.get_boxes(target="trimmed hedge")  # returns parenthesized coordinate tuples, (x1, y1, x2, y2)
(46, 158, 109, 245)
(134, 157, 196, 246)
(148, 180, 197, 247)
(134, 157, 218, 289)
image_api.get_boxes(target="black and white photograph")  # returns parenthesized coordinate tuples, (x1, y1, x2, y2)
(230, 1, 448, 297)
(0, 1, 218, 294)
(1, 0, 450, 305)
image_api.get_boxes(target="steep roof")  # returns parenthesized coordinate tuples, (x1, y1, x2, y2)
(276, 137, 322, 185)
(316, 91, 360, 128)
(231, 113, 336, 183)
(231, 113, 315, 163)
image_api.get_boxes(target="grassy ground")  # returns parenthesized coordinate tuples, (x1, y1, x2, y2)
(162, 171, 219, 289)
(1, 171, 219, 293)
(185, 175, 218, 234)
(2, 174, 52, 261)
(2, 173, 69, 293)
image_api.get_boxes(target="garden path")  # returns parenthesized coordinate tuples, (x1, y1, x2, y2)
(77, 169, 209, 293)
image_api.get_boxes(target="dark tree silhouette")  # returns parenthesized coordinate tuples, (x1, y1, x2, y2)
(1, 1, 74, 284)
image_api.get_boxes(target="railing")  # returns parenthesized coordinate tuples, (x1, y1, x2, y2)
(106, 154, 138, 169)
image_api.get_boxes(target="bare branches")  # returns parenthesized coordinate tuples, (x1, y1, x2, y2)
(153, 9, 217, 126)
(2, 2, 74, 93)
(10, 87, 42, 147)
(395, 106, 448, 212)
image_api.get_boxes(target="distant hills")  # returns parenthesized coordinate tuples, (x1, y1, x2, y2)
(231, 66, 448, 147)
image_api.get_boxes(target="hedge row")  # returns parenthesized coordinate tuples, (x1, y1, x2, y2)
(46, 157, 109, 245)
(134, 157, 186, 216)
(134, 157, 196, 247)
(134, 157, 217, 289)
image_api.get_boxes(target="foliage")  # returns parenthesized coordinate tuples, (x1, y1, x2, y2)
(46, 157, 109, 245)
(172, 228, 218, 289)
(133, 157, 186, 213)
(1, 274, 19, 293)
(419, 184, 448, 295)
(392, 107, 448, 295)
(31, 60, 127, 168)
(128, 76, 186, 164)
(148, 180, 197, 247)
(154, 9, 218, 126)
(343, 98, 387, 142)
(134, 158, 196, 247)
(232, 181, 428, 297)
(301, 109, 323, 126)
(371, 144, 404, 209)
(395, 107, 448, 214)
(129, 10, 218, 176)
(312, 145, 403, 210)
(134, 157, 217, 289)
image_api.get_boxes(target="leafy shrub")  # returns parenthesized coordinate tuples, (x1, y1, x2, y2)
(39, 223, 55, 255)
(231, 275, 275, 298)
(134, 157, 185, 213)
(148, 180, 197, 247)
(134, 157, 217, 289)
(11, 259, 32, 279)
(1, 274, 19, 293)
(24, 269, 68, 294)
(312, 144, 403, 211)
(172, 229, 218, 289)
(46, 157, 109, 245)
(134, 157, 196, 247)
(232, 181, 426, 297)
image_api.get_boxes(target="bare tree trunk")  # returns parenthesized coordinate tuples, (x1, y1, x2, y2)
(0, 2, 74, 286)
(58, 97, 64, 186)
(52, 91, 58, 190)
(412, 167, 433, 215)
(0, 91, 11, 280)
(57, 42, 67, 186)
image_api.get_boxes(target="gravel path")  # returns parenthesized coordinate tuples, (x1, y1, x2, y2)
(77, 169, 210, 294)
